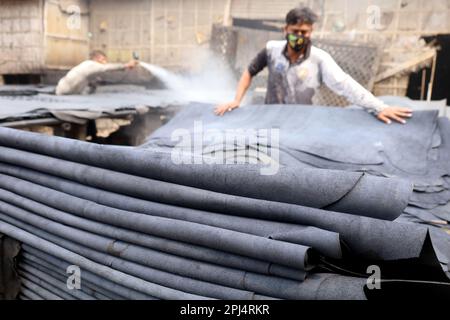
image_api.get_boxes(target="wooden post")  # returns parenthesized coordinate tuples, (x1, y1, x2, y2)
(427, 53, 437, 102)
(420, 69, 426, 101)
(223, 0, 232, 27)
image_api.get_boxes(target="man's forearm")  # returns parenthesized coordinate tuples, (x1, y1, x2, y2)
(337, 76, 389, 114)
(234, 69, 252, 104)
(99, 63, 127, 73)
(214, 69, 253, 116)
(320, 53, 389, 114)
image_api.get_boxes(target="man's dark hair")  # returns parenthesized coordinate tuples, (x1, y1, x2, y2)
(285, 6, 318, 25)
(90, 50, 107, 60)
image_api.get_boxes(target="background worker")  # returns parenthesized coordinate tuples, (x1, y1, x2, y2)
(55, 50, 138, 95)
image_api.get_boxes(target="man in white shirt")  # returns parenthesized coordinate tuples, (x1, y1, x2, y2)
(215, 6, 412, 124)
(55, 50, 138, 95)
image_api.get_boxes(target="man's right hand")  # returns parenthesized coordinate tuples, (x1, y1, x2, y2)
(214, 101, 240, 116)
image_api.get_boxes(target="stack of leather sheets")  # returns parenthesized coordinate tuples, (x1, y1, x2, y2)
(144, 102, 450, 281)
(0, 102, 449, 300)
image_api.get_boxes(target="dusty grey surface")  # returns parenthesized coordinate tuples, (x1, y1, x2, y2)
(0, 101, 449, 300)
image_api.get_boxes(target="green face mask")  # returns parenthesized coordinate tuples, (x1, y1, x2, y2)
(286, 33, 308, 52)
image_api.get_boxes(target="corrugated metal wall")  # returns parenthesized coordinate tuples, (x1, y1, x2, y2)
(231, 0, 317, 19)
(43, 0, 90, 69)
(1, 0, 449, 93)
(89, 0, 227, 67)
(231, 0, 450, 36)
(0, 0, 90, 74)
(0, 0, 44, 74)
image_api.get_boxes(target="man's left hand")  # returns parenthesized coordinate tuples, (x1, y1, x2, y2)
(377, 106, 413, 124)
(125, 60, 139, 69)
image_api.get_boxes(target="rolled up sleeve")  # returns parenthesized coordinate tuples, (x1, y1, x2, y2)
(248, 48, 268, 77)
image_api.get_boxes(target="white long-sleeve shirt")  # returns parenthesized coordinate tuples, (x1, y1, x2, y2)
(55, 60, 126, 95)
(248, 40, 389, 114)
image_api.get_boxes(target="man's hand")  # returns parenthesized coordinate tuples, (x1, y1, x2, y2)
(377, 106, 413, 124)
(214, 101, 240, 116)
(125, 60, 139, 69)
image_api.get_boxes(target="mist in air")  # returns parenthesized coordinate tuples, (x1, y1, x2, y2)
(139, 49, 240, 105)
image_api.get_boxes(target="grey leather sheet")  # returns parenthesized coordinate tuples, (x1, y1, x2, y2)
(0, 86, 186, 123)
(0, 85, 242, 123)
(146, 103, 439, 174)
(0, 127, 412, 221)
(142, 102, 450, 273)
(0, 102, 449, 299)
